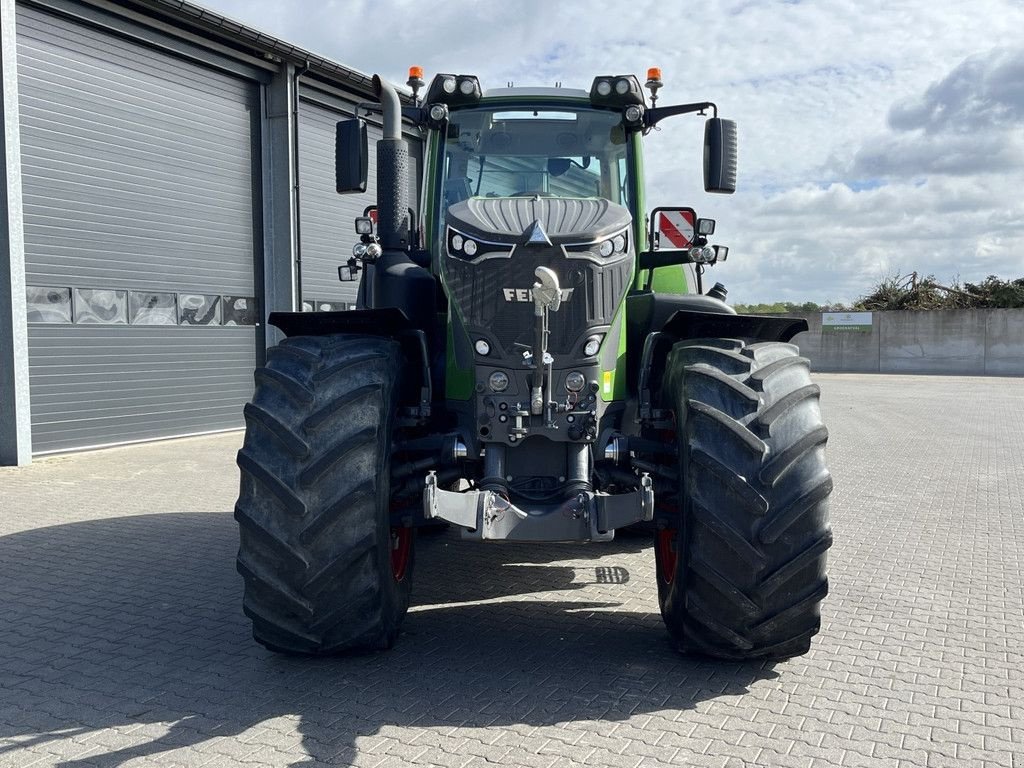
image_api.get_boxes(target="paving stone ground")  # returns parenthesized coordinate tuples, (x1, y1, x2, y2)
(1, 373, 1023, 768)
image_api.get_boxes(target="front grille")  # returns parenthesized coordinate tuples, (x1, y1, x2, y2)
(445, 247, 632, 356)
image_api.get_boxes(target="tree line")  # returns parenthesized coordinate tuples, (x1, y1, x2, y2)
(734, 274, 1024, 313)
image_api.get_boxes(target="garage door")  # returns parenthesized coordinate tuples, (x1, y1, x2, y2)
(17, 5, 260, 453)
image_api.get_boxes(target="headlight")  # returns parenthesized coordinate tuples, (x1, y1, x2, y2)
(488, 371, 509, 392)
(475, 339, 490, 356)
(584, 336, 602, 357)
(590, 230, 628, 257)
(352, 243, 368, 258)
(448, 228, 513, 260)
(596, 80, 612, 97)
(441, 76, 457, 94)
(615, 78, 631, 95)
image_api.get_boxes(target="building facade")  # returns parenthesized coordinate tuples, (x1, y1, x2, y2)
(1, 0, 420, 464)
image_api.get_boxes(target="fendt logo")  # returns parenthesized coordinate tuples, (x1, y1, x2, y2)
(502, 288, 575, 302)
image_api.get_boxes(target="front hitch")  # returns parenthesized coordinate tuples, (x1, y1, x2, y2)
(424, 471, 654, 543)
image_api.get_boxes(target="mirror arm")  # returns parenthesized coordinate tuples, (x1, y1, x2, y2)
(637, 250, 696, 271)
(644, 101, 717, 128)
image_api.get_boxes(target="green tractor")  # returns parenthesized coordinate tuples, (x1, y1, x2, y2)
(234, 69, 832, 660)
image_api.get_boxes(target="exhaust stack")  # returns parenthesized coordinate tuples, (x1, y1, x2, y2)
(371, 74, 409, 252)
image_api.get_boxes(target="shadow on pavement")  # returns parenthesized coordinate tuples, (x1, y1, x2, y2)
(0, 513, 776, 767)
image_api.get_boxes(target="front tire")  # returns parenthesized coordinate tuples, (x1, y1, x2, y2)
(655, 339, 832, 660)
(234, 335, 413, 655)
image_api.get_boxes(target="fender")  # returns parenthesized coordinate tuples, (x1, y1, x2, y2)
(661, 309, 807, 344)
(269, 308, 432, 418)
(626, 292, 809, 405)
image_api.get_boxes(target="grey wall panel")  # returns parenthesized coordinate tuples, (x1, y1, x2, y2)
(17, 4, 257, 294)
(298, 96, 422, 306)
(27, 326, 254, 452)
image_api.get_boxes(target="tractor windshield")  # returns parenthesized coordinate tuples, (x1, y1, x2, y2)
(440, 106, 631, 213)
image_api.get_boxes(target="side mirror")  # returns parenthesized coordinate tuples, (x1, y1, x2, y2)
(336, 119, 368, 194)
(703, 117, 737, 194)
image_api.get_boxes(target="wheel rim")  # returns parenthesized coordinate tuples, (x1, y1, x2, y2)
(390, 527, 412, 582)
(657, 528, 677, 585)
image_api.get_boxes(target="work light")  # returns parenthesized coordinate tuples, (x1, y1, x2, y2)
(589, 75, 644, 107)
(426, 74, 482, 105)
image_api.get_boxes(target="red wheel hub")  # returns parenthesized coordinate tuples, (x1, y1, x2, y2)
(390, 527, 412, 582)
(657, 528, 678, 585)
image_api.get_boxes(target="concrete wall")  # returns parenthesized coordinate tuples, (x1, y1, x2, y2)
(787, 309, 1024, 376)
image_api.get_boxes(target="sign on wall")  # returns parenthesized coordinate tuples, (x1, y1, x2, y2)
(822, 312, 873, 333)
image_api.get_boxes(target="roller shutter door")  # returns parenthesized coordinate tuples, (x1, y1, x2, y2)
(17, 5, 259, 453)
(298, 95, 420, 309)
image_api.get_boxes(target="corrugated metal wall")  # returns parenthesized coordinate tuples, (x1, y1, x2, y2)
(17, 4, 259, 452)
(298, 90, 420, 309)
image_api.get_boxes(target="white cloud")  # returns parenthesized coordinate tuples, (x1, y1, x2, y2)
(192, 0, 1024, 303)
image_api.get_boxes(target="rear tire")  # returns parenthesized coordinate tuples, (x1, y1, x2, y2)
(654, 339, 832, 660)
(234, 335, 413, 655)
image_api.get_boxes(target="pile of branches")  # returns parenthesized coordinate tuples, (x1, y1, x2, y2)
(854, 273, 1024, 311)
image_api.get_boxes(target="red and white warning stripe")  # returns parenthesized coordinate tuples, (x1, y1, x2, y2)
(658, 209, 694, 248)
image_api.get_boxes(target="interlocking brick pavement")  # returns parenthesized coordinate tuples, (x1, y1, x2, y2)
(1, 374, 1022, 767)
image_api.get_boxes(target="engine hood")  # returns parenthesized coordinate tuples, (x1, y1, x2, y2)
(446, 197, 632, 245)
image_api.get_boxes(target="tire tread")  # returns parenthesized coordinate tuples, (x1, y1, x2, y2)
(655, 340, 833, 660)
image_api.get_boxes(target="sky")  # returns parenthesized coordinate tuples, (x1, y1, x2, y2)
(196, 0, 1024, 304)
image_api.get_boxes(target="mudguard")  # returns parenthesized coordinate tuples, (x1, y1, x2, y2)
(269, 307, 412, 338)
(626, 292, 809, 397)
(268, 308, 432, 416)
(660, 310, 807, 344)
